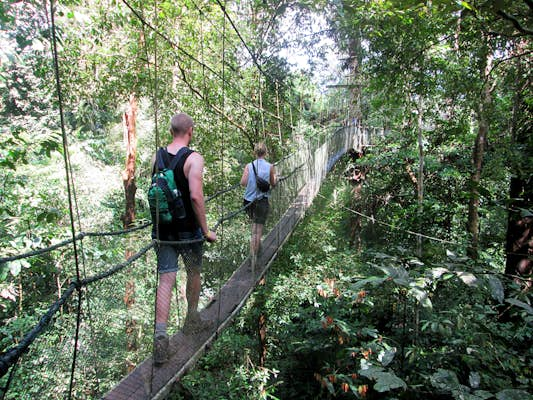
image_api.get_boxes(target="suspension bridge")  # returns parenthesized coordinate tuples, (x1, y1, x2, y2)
(0, 1, 385, 399)
(0, 119, 382, 399)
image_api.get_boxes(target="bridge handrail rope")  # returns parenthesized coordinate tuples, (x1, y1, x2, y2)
(0, 222, 152, 264)
(0, 239, 157, 379)
(0, 153, 309, 264)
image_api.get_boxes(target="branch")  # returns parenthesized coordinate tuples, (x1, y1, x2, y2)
(487, 50, 533, 81)
(176, 63, 255, 149)
(496, 10, 533, 35)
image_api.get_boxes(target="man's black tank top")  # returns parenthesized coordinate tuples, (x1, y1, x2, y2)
(152, 147, 199, 240)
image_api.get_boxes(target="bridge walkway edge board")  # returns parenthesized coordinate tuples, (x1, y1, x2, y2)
(104, 181, 317, 400)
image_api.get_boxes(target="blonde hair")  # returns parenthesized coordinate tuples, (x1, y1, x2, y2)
(254, 142, 267, 157)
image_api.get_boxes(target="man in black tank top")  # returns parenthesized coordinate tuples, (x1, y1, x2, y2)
(152, 112, 217, 365)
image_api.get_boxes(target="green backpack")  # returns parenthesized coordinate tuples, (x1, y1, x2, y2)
(148, 147, 189, 225)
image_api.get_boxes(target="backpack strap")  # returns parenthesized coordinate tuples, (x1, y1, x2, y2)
(156, 147, 191, 172)
(156, 147, 169, 171)
(251, 160, 258, 178)
(167, 147, 191, 171)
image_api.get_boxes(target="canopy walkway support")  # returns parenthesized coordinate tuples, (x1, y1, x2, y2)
(105, 123, 376, 399)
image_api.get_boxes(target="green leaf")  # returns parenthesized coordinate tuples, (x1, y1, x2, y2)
(460, 1, 474, 11)
(373, 372, 407, 392)
(496, 389, 533, 400)
(350, 276, 387, 291)
(409, 286, 432, 309)
(485, 275, 504, 303)
(469, 371, 480, 389)
(456, 271, 478, 287)
(377, 348, 396, 366)
(505, 298, 533, 315)
(373, 264, 410, 286)
(360, 327, 379, 338)
(8, 260, 21, 276)
(518, 208, 533, 218)
(324, 379, 335, 394)
(359, 359, 384, 379)
(0, 264, 8, 281)
(430, 368, 460, 391)
(474, 391, 495, 400)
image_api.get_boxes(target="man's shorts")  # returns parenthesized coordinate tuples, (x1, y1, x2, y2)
(243, 197, 269, 225)
(156, 229, 203, 274)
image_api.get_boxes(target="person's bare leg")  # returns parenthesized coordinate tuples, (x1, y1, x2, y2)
(186, 269, 201, 315)
(183, 266, 213, 334)
(154, 271, 176, 364)
(250, 223, 264, 274)
(250, 223, 264, 255)
(156, 271, 177, 324)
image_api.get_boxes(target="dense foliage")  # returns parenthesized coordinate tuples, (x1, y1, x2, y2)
(0, 0, 531, 398)
(174, 157, 532, 399)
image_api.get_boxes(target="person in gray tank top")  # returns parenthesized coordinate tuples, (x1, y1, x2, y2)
(240, 142, 277, 271)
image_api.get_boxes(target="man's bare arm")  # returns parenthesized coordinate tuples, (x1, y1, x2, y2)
(187, 153, 216, 242)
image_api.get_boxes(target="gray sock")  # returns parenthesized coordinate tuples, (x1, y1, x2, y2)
(155, 323, 167, 337)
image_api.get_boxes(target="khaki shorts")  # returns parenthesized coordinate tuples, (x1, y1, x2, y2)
(156, 229, 203, 274)
(243, 197, 269, 225)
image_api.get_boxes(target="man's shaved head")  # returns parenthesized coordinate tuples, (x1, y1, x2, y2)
(170, 113, 194, 137)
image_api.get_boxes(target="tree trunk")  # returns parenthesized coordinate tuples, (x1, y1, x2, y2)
(467, 44, 493, 259)
(416, 100, 424, 257)
(257, 276, 267, 367)
(504, 43, 532, 285)
(122, 94, 137, 229)
(122, 94, 138, 354)
(505, 178, 533, 284)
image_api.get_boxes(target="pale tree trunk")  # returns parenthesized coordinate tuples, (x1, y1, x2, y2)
(467, 43, 493, 259)
(122, 94, 138, 357)
(122, 94, 137, 229)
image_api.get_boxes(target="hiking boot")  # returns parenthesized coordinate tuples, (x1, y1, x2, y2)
(153, 333, 169, 365)
(183, 313, 214, 335)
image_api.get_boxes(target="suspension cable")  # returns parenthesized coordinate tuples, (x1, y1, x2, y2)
(317, 193, 459, 245)
(0, 222, 151, 265)
(150, 0, 160, 394)
(216, 0, 228, 332)
(48, 2, 84, 397)
(213, 0, 297, 124)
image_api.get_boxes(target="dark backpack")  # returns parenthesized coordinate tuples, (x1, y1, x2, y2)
(252, 161, 270, 192)
(148, 147, 189, 224)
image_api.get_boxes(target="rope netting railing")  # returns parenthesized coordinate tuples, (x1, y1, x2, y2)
(0, 122, 374, 399)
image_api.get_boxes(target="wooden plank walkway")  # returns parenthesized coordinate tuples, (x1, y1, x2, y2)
(105, 182, 315, 400)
